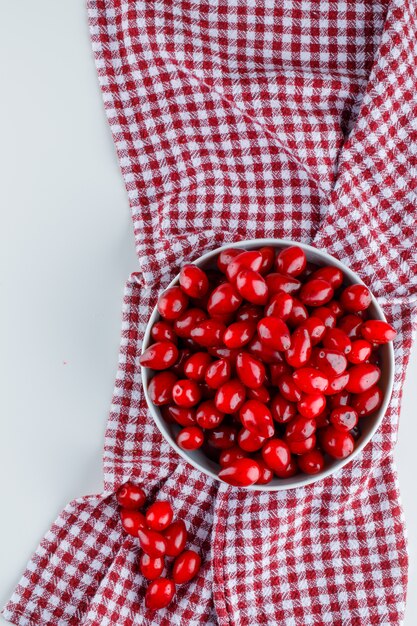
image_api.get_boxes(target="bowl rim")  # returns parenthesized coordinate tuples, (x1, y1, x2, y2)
(141, 238, 395, 491)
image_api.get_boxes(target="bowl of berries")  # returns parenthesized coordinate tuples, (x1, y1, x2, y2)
(140, 240, 395, 490)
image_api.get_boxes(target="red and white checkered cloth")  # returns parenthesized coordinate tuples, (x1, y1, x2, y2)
(3, 0, 417, 624)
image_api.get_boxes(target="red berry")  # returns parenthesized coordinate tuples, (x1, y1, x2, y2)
(273, 456, 298, 478)
(247, 385, 270, 403)
(253, 456, 274, 484)
(327, 300, 344, 318)
(287, 297, 308, 327)
(206, 425, 237, 449)
(348, 340, 372, 364)
(235, 269, 269, 305)
(217, 248, 242, 273)
(235, 352, 266, 389)
(157, 286, 188, 320)
(361, 320, 396, 344)
(140, 341, 178, 370)
(286, 434, 316, 455)
(151, 321, 177, 344)
(258, 246, 276, 274)
(165, 405, 196, 427)
(324, 372, 350, 395)
(285, 328, 311, 368)
(117, 483, 146, 509)
(174, 308, 207, 339)
(323, 328, 352, 355)
(176, 426, 204, 450)
(223, 320, 256, 348)
(205, 358, 232, 389)
(179, 264, 209, 298)
(310, 266, 343, 289)
(285, 416, 316, 441)
(208, 346, 239, 363)
(218, 458, 261, 486)
(320, 426, 354, 459)
(148, 371, 178, 406)
(170, 349, 192, 377)
(226, 250, 263, 282)
(292, 367, 329, 394)
(219, 446, 247, 468)
(138, 528, 167, 558)
(173, 550, 202, 584)
(257, 316, 291, 351)
(208, 283, 242, 316)
(329, 390, 351, 409)
(297, 393, 326, 418)
(237, 428, 266, 452)
(266, 272, 301, 295)
(172, 379, 202, 407)
(140, 554, 164, 580)
(120, 509, 146, 536)
(298, 449, 325, 474)
(164, 520, 188, 557)
(337, 314, 363, 339)
(329, 407, 358, 432)
(270, 395, 297, 423)
(146, 501, 174, 532)
(340, 284, 371, 312)
(247, 335, 283, 364)
(239, 400, 274, 438)
(351, 385, 383, 417)
(277, 374, 303, 402)
(145, 578, 175, 610)
(312, 348, 347, 376)
(215, 379, 246, 413)
(345, 363, 381, 393)
(235, 303, 264, 323)
(190, 319, 226, 347)
(264, 292, 294, 320)
(276, 246, 306, 277)
(183, 352, 212, 382)
(262, 438, 291, 474)
(299, 317, 326, 345)
(299, 279, 333, 307)
(196, 400, 225, 429)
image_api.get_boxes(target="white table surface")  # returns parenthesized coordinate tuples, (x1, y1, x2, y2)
(0, 2, 415, 624)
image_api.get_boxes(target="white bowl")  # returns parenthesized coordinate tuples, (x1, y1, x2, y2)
(141, 239, 394, 491)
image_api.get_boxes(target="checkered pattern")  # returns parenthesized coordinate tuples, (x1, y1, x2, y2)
(3, 0, 417, 624)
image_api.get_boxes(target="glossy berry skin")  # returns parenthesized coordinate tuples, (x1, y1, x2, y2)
(264, 292, 294, 320)
(361, 320, 396, 344)
(208, 346, 239, 363)
(157, 286, 189, 320)
(300, 317, 326, 345)
(235, 304, 264, 324)
(285, 328, 311, 368)
(312, 348, 347, 376)
(170, 349, 192, 377)
(237, 428, 266, 452)
(258, 246, 276, 274)
(217, 248, 242, 273)
(269, 362, 291, 385)
(257, 317, 291, 351)
(324, 372, 350, 395)
(351, 385, 383, 417)
(285, 416, 316, 441)
(138, 528, 167, 558)
(340, 284, 371, 312)
(183, 352, 212, 382)
(253, 456, 274, 484)
(179, 264, 209, 298)
(270, 395, 297, 423)
(226, 250, 263, 282)
(223, 321, 255, 348)
(292, 367, 329, 394)
(297, 393, 326, 418)
(164, 520, 188, 557)
(266, 272, 300, 296)
(173, 550, 202, 584)
(205, 358, 232, 389)
(120, 509, 147, 536)
(145, 578, 175, 610)
(247, 336, 283, 364)
(273, 456, 298, 478)
(275, 245, 306, 277)
(345, 363, 381, 393)
(215, 380, 246, 414)
(148, 371, 178, 406)
(299, 279, 333, 307)
(262, 438, 291, 474)
(117, 483, 146, 509)
(329, 390, 351, 410)
(235, 352, 265, 389)
(218, 458, 261, 486)
(172, 380, 202, 407)
(176, 426, 204, 450)
(140, 554, 165, 581)
(151, 321, 177, 344)
(247, 385, 270, 403)
(196, 401, 225, 429)
(348, 340, 372, 364)
(174, 308, 207, 339)
(235, 269, 269, 305)
(320, 426, 354, 459)
(310, 266, 343, 289)
(323, 328, 352, 355)
(314, 307, 336, 329)
(286, 434, 316, 455)
(208, 282, 242, 316)
(190, 319, 226, 347)
(239, 400, 274, 438)
(278, 374, 302, 402)
(298, 450, 325, 475)
(165, 405, 196, 427)
(330, 407, 358, 432)
(287, 298, 308, 327)
(146, 501, 174, 532)
(206, 425, 237, 449)
(219, 446, 247, 468)
(140, 341, 178, 370)
(327, 300, 344, 319)
(337, 314, 363, 339)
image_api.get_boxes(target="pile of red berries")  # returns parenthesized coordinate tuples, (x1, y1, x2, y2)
(140, 245, 396, 487)
(117, 482, 201, 609)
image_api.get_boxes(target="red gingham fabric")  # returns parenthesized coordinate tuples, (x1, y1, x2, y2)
(3, 0, 417, 624)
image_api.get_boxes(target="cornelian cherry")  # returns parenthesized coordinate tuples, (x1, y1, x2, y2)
(120, 509, 146, 536)
(145, 578, 175, 610)
(117, 483, 146, 509)
(140, 554, 164, 580)
(164, 520, 188, 557)
(172, 550, 202, 584)
(146, 501, 174, 531)
(140, 341, 178, 370)
(179, 264, 209, 298)
(157, 286, 188, 320)
(218, 458, 260, 486)
(176, 426, 204, 450)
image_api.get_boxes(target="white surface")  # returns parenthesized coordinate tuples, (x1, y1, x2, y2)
(0, 1, 415, 624)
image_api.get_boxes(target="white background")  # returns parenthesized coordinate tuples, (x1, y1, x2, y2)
(0, 2, 415, 624)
